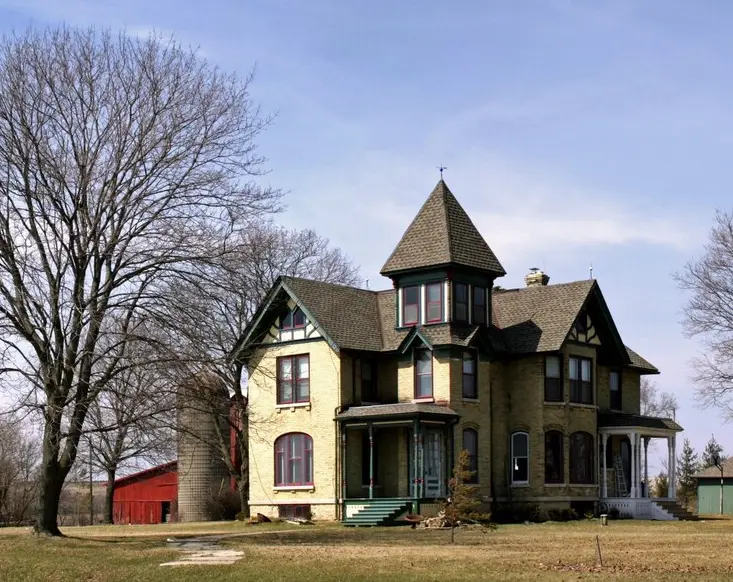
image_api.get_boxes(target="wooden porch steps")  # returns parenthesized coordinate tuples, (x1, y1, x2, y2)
(653, 499, 699, 521)
(343, 500, 412, 527)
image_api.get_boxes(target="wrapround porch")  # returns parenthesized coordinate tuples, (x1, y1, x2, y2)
(335, 403, 459, 525)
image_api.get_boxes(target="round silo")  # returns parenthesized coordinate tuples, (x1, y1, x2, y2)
(177, 375, 231, 522)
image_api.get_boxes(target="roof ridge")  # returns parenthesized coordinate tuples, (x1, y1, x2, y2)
(282, 275, 379, 295)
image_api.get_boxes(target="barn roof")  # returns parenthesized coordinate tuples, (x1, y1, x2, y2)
(112, 461, 177, 487)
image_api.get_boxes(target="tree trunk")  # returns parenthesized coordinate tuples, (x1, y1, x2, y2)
(238, 462, 250, 518)
(35, 460, 63, 536)
(104, 469, 116, 524)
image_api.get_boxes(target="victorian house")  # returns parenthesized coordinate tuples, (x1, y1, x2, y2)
(240, 179, 687, 524)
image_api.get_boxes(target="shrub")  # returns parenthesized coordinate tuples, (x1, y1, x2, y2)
(561, 508, 579, 521)
(204, 490, 241, 521)
(609, 507, 620, 520)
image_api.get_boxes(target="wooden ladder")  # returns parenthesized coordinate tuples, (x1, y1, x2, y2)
(614, 455, 627, 497)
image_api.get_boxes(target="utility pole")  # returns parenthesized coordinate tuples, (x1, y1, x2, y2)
(714, 454, 724, 515)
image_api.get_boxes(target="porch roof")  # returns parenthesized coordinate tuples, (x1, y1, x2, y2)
(598, 411, 683, 432)
(336, 402, 459, 423)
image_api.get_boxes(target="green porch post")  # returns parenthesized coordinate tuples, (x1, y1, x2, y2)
(368, 423, 374, 499)
(412, 419, 419, 500)
(447, 423, 454, 494)
(341, 429, 347, 500)
(418, 425, 424, 499)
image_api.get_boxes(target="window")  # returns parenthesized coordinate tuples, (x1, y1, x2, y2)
(275, 433, 313, 486)
(361, 432, 378, 485)
(414, 349, 433, 399)
(278, 505, 311, 520)
(403, 286, 420, 325)
(426, 282, 443, 323)
(569, 356, 593, 404)
(454, 283, 468, 322)
(569, 432, 594, 484)
(473, 287, 486, 325)
(277, 355, 310, 404)
(544, 431, 564, 484)
(462, 352, 477, 399)
(462, 428, 478, 483)
(511, 432, 529, 484)
(610, 370, 621, 410)
(361, 359, 377, 402)
(544, 355, 563, 402)
(282, 307, 306, 330)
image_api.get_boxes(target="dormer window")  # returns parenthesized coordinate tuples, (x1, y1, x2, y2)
(403, 286, 420, 326)
(282, 307, 306, 330)
(426, 282, 443, 323)
(454, 283, 468, 323)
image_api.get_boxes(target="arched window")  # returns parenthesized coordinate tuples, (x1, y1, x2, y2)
(544, 431, 564, 484)
(511, 432, 529, 484)
(462, 428, 478, 484)
(275, 433, 313, 487)
(570, 431, 594, 484)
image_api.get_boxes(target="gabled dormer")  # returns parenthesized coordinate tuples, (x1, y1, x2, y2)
(380, 180, 505, 329)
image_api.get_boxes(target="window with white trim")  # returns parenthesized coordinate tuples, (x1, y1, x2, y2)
(511, 431, 529, 484)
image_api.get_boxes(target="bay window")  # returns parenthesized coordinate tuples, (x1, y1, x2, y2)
(402, 286, 420, 325)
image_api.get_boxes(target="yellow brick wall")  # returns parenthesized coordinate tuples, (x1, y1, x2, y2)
(449, 350, 491, 501)
(490, 346, 600, 503)
(621, 368, 641, 414)
(247, 340, 341, 520)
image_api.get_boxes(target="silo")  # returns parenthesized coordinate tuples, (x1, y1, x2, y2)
(177, 375, 231, 522)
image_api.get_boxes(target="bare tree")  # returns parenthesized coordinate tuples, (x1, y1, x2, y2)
(166, 223, 359, 517)
(0, 27, 279, 535)
(676, 211, 733, 421)
(86, 355, 176, 524)
(0, 415, 40, 525)
(640, 378, 678, 419)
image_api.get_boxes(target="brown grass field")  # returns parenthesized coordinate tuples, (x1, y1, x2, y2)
(1, 517, 733, 581)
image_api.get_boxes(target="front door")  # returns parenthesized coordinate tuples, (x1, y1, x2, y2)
(424, 430, 444, 498)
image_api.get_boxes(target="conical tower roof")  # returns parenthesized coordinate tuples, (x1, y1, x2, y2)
(380, 180, 505, 277)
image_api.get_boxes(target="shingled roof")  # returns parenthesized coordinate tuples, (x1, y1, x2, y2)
(380, 180, 505, 277)
(491, 280, 596, 353)
(695, 458, 733, 479)
(626, 346, 659, 373)
(598, 412, 682, 432)
(282, 277, 383, 351)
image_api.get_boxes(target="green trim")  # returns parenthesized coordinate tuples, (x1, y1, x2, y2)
(395, 270, 448, 286)
(398, 326, 433, 354)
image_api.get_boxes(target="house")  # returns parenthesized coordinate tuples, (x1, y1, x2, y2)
(241, 179, 686, 523)
(112, 462, 178, 525)
(695, 458, 733, 515)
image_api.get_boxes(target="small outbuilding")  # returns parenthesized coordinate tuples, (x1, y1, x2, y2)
(695, 458, 733, 515)
(112, 461, 178, 524)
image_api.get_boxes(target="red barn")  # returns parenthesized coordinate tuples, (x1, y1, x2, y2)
(112, 462, 178, 525)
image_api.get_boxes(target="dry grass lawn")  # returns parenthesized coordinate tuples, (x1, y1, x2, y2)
(1, 517, 733, 581)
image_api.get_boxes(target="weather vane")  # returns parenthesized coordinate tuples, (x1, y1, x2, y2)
(438, 165, 447, 178)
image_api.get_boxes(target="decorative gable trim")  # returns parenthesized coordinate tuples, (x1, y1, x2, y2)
(567, 310, 601, 345)
(398, 326, 433, 354)
(559, 282, 630, 366)
(239, 277, 340, 354)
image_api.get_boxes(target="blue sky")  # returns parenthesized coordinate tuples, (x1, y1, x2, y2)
(1, 0, 731, 465)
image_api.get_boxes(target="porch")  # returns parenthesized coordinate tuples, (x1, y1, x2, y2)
(335, 402, 459, 525)
(598, 412, 687, 520)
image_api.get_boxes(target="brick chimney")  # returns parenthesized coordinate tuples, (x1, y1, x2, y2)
(525, 267, 550, 287)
